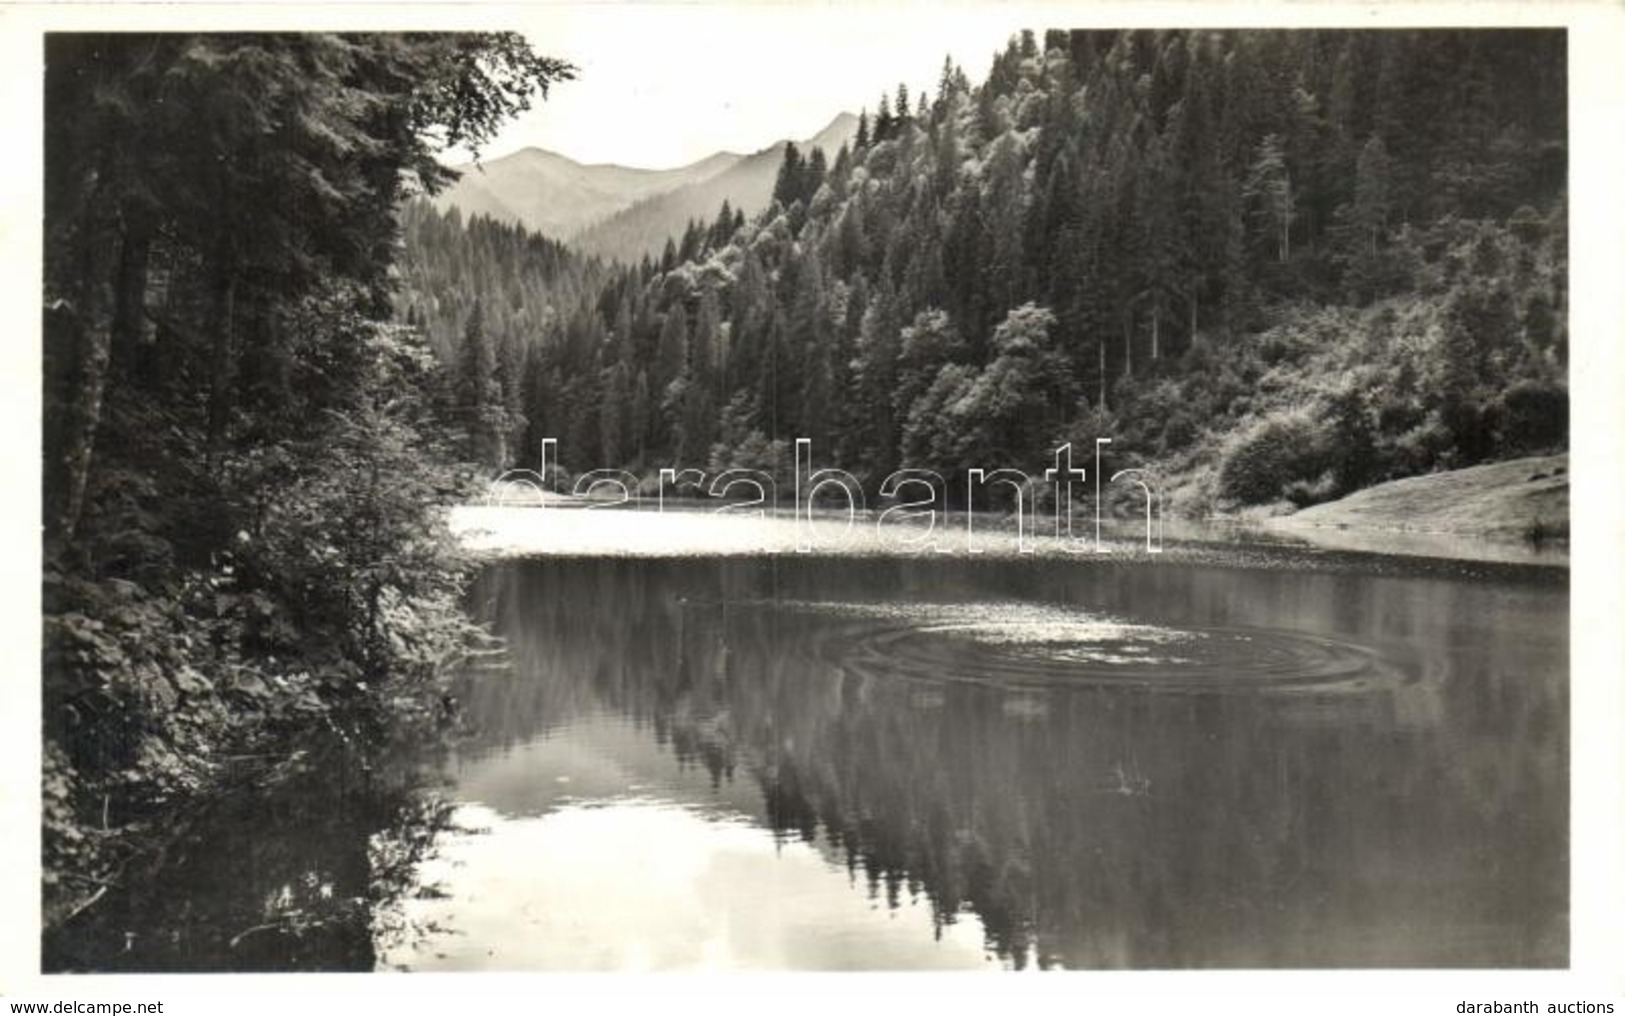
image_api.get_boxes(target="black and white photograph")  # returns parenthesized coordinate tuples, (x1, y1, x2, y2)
(5, 1, 1624, 1009)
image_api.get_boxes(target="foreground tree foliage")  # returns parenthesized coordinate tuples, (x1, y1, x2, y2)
(42, 33, 571, 933)
(401, 29, 1566, 511)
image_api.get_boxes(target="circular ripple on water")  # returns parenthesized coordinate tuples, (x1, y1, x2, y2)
(778, 603, 1408, 695)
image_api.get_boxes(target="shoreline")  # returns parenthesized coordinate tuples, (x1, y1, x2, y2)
(461, 453, 1570, 571)
(1259, 453, 1569, 548)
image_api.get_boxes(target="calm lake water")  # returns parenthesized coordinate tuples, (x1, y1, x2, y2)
(47, 512, 1568, 971)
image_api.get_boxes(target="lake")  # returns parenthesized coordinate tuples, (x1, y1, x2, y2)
(45, 509, 1568, 971)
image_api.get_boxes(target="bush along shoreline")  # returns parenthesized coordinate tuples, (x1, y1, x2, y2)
(41, 316, 491, 942)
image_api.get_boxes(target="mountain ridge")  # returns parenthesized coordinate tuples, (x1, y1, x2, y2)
(433, 112, 859, 261)
(432, 145, 745, 241)
(573, 112, 861, 262)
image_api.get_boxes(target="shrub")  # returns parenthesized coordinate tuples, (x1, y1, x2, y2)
(1215, 410, 1331, 506)
(1508, 205, 1546, 246)
(1491, 380, 1567, 454)
(1160, 413, 1197, 452)
(1389, 413, 1457, 475)
(1283, 470, 1341, 508)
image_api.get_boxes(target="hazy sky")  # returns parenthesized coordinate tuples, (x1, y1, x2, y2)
(456, 6, 1031, 168)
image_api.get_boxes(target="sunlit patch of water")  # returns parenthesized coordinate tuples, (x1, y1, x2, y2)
(380, 798, 998, 972)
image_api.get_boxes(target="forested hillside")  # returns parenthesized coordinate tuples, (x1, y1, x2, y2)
(401, 29, 1568, 512)
(40, 33, 570, 936)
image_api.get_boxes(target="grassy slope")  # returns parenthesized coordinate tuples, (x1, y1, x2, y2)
(1265, 453, 1568, 542)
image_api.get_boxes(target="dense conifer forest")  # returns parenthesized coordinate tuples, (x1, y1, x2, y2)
(402, 29, 1567, 510)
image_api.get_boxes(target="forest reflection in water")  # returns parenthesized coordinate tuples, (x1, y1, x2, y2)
(43, 743, 465, 972)
(46, 550, 1566, 971)
(397, 553, 1566, 970)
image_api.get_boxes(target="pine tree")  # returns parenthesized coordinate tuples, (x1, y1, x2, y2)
(654, 305, 689, 455)
(1245, 133, 1295, 263)
(679, 290, 722, 463)
(875, 94, 894, 144)
(772, 142, 805, 207)
(788, 249, 832, 446)
(600, 360, 629, 464)
(1331, 134, 1399, 302)
(457, 301, 506, 466)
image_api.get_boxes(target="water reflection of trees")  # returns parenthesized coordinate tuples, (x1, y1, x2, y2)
(44, 743, 460, 972)
(468, 557, 1566, 968)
